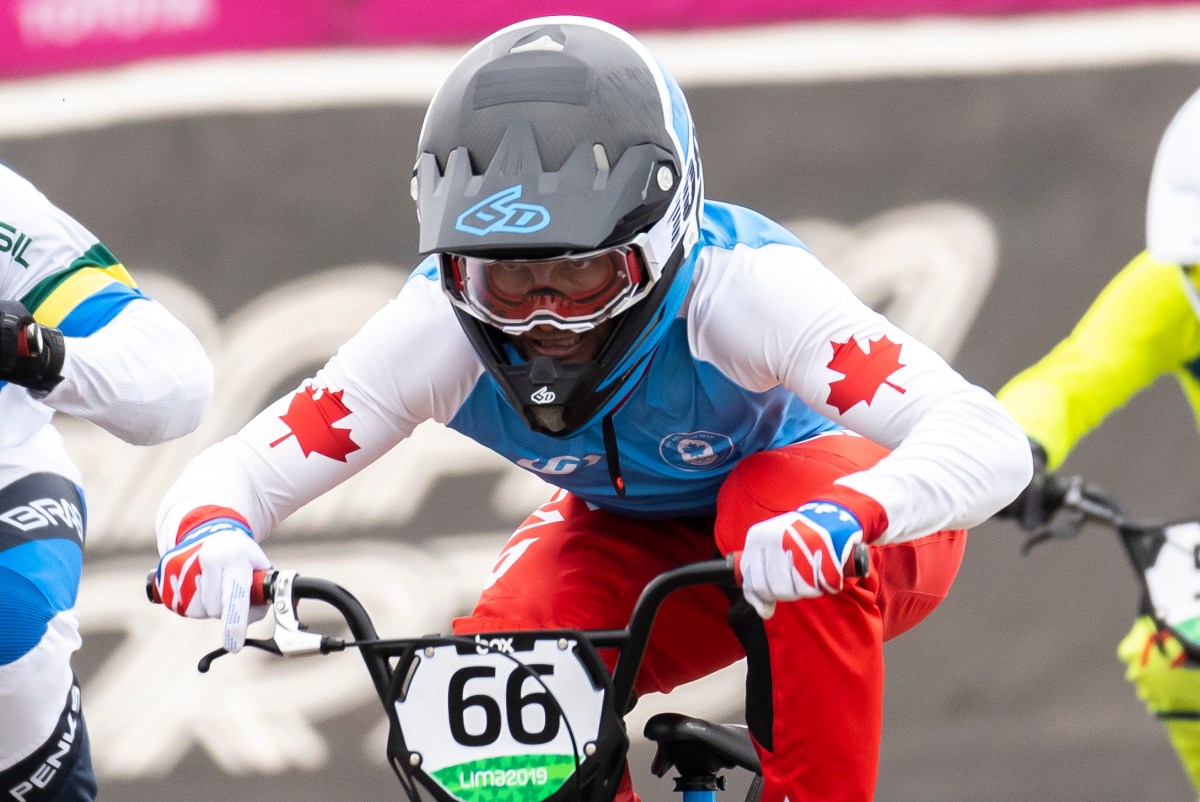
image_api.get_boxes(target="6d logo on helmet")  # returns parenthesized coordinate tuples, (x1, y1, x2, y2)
(456, 185, 551, 236)
(0, 221, 33, 268)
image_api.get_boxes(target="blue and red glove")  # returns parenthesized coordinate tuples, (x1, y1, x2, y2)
(739, 500, 864, 619)
(154, 507, 271, 653)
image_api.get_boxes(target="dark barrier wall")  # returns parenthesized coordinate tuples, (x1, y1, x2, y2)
(0, 0, 1184, 77)
(3, 12, 1200, 802)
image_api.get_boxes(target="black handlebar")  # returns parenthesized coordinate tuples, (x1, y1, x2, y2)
(1019, 474, 1127, 553)
(190, 559, 739, 713)
(166, 547, 872, 714)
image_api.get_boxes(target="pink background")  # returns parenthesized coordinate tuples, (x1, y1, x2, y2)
(0, 0, 1185, 79)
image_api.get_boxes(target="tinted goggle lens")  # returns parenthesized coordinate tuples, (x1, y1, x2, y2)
(443, 245, 647, 330)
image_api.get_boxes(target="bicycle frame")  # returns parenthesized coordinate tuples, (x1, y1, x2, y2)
(184, 559, 760, 802)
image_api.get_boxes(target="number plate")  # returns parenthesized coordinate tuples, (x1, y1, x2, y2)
(1147, 521, 1200, 645)
(393, 634, 609, 802)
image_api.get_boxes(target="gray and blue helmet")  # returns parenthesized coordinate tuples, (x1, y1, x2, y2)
(414, 16, 705, 437)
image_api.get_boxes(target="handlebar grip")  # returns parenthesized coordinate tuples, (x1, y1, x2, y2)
(145, 569, 271, 606)
(851, 542, 871, 579)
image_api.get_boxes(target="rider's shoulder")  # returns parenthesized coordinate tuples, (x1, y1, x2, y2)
(691, 203, 832, 301)
(698, 200, 810, 254)
(1120, 249, 1200, 298)
(0, 162, 73, 232)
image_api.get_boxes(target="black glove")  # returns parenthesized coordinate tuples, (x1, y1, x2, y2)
(0, 300, 65, 396)
(996, 439, 1063, 531)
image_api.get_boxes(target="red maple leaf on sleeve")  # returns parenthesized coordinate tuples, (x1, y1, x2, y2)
(269, 383, 361, 462)
(825, 335, 907, 414)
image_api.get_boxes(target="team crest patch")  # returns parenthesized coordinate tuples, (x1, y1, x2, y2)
(659, 431, 735, 471)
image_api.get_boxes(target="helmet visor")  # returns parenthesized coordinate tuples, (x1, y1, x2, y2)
(442, 244, 649, 333)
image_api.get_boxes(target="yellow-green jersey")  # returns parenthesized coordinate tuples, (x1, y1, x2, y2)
(1000, 249, 1200, 796)
(997, 251, 1200, 470)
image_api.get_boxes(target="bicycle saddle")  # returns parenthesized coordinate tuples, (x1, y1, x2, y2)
(645, 712, 762, 779)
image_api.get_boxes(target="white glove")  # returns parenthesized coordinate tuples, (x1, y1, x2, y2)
(739, 501, 863, 619)
(154, 516, 271, 652)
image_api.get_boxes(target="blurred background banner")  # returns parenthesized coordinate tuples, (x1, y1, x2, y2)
(4, 2, 1200, 801)
(0, 0, 1187, 77)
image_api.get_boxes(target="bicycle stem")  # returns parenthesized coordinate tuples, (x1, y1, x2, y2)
(602, 559, 736, 714)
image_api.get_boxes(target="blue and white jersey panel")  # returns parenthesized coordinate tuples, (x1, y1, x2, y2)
(0, 433, 85, 769)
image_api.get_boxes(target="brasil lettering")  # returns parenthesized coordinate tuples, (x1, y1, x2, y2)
(0, 221, 33, 268)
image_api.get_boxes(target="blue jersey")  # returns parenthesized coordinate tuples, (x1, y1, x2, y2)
(448, 312, 841, 518)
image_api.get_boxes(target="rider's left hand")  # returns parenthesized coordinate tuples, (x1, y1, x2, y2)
(739, 500, 863, 618)
(995, 439, 1062, 531)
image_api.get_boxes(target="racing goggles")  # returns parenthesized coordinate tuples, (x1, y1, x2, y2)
(441, 242, 651, 334)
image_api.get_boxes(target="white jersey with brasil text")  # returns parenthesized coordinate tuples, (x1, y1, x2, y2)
(0, 164, 136, 453)
(0, 163, 213, 461)
(0, 163, 213, 770)
(158, 201, 1031, 549)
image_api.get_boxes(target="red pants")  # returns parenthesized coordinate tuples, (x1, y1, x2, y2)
(454, 434, 966, 802)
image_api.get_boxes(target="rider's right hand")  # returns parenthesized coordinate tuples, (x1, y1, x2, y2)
(739, 500, 865, 619)
(995, 439, 1062, 531)
(0, 299, 65, 396)
(154, 513, 271, 653)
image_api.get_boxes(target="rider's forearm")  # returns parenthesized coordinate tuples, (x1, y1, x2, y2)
(999, 252, 1200, 470)
(44, 300, 213, 445)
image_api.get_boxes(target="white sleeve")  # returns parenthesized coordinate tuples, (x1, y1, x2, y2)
(156, 272, 481, 551)
(43, 298, 214, 445)
(690, 242, 1032, 543)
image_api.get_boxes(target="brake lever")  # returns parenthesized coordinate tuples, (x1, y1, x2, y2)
(194, 570, 342, 673)
(1020, 529, 1055, 555)
(1021, 508, 1087, 555)
(1020, 476, 1102, 555)
(197, 637, 284, 672)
